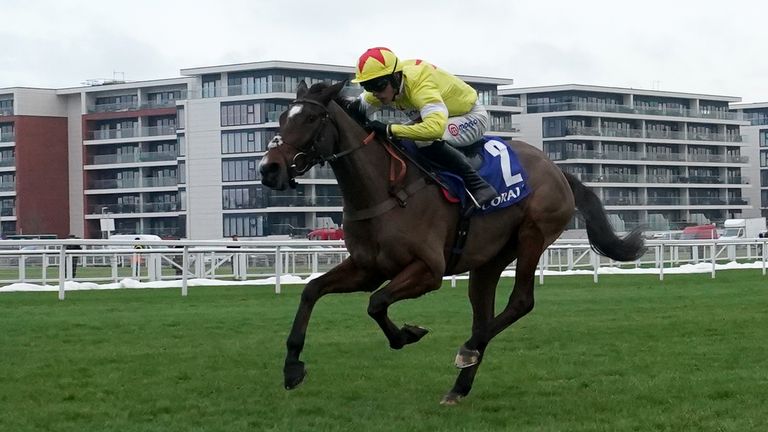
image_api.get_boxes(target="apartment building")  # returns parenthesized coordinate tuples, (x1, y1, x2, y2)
(56, 78, 193, 239)
(729, 102, 768, 218)
(499, 84, 758, 232)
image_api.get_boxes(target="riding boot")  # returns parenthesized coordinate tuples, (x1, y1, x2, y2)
(419, 141, 498, 208)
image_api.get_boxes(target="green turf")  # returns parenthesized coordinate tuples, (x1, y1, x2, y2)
(1, 271, 767, 431)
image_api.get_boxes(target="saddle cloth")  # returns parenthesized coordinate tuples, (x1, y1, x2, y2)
(401, 137, 530, 214)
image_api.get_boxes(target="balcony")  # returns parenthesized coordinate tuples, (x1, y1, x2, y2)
(0, 107, 13, 116)
(91, 203, 139, 213)
(646, 197, 684, 205)
(603, 196, 641, 206)
(143, 202, 179, 212)
(139, 100, 178, 110)
(489, 122, 520, 133)
(142, 177, 178, 187)
(480, 95, 521, 107)
(88, 177, 177, 190)
(569, 172, 749, 185)
(87, 125, 176, 140)
(601, 196, 748, 206)
(0, 157, 15, 167)
(529, 101, 744, 121)
(0, 132, 15, 142)
(0, 182, 16, 191)
(89, 151, 177, 165)
(87, 101, 139, 113)
(553, 126, 745, 143)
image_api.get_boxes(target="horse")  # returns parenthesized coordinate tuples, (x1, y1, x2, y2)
(259, 80, 645, 405)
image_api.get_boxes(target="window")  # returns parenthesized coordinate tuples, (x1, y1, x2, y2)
(222, 158, 259, 182)
(223, 213, 306, 237)
(221, 130, 276, 154)
(176, 107, 185, 130)
(202, 74, 221, 98)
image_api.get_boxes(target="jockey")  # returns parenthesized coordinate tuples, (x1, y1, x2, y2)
(347, 47, 498, 208)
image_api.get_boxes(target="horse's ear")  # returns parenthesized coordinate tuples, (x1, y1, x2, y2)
(318, 80, 347, 105)
(296, 80, 309, 99)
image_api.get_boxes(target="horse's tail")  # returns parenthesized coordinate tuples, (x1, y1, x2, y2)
(562, 171, 646, 261)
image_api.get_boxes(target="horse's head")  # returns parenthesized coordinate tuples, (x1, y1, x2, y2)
(259, 80, 345, 190)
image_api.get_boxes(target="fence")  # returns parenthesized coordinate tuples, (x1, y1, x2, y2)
(0, 237, 765, 300)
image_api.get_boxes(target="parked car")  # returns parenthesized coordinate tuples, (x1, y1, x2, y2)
(679, 224, 719, 240)
(307, 227, 344, 240)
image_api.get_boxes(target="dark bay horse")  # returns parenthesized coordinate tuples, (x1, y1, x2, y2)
(259, 80, 645, 404)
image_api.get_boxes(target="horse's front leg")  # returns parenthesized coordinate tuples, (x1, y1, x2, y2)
(284, 258, 384, 390)
(367, 260, 443, 349)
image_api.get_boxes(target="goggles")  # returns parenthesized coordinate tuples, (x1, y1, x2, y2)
(361, 77, 391, 93)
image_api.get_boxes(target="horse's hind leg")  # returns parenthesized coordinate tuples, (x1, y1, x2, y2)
(442, 227, 543, 404)
(488, 225, 544, 339)
(367, 260, 443, 349)
(441, 258, 508, 405)
(284, 258, 384, 390)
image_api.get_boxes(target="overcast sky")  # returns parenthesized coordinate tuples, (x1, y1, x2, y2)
(2, 0, 766, 102)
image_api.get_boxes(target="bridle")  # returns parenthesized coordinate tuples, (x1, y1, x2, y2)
(284, 98, 375, 175)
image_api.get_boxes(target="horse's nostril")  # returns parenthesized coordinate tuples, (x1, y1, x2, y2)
(260, 162, 278, 176)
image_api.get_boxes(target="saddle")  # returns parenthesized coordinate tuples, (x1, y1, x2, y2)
(399, 137, 530, 214)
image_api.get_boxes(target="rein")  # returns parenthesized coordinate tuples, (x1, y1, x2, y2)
(285, 98, 423, 221)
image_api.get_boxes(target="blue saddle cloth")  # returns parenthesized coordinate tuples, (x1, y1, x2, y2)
(401, 137, 529, 214)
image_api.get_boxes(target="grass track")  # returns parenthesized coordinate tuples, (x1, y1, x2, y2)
(1, 271, 767, 431)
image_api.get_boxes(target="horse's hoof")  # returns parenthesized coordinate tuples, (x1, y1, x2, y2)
(440, 392, 463, 406)
(283, 361, 307, 390)
(454, 345, 480, 369)
(402, 324, 429, 343)
(389, 324, 429, 350)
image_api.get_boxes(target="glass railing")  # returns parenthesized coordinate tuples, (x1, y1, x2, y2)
(555, 126, 745, 142)
(313, 196, 344, 206)
(645, 175, 687, 184)
(87, 101, 139, 113)
(529, 101, 744, 121)
(88, 178, 140, 189)
(481, 95, 521, 107)
(0, 206, 15, 216)
(0, 157, 15, 167)
(88, 176, 178, 189)
(142, 177, 178, 187)
(0, 132, 15, 142)
(599, 196, 748, 206)
(0, 107, 13, 116)
(489, 123, 520, 132)
(139, 100, 178, 110)
(603, 197, 641, 205)
(138, 151, 178, 162)
(551, 149, 747, 164)
(143, 202, 179, 212)
(88, 126, 176, 140)
(645, 197, 684, 205)
(90, 203, 139, 213)
(568, 172, 747, 185)
(90, 154, 140, 165)
(0, 182, 15, 191)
